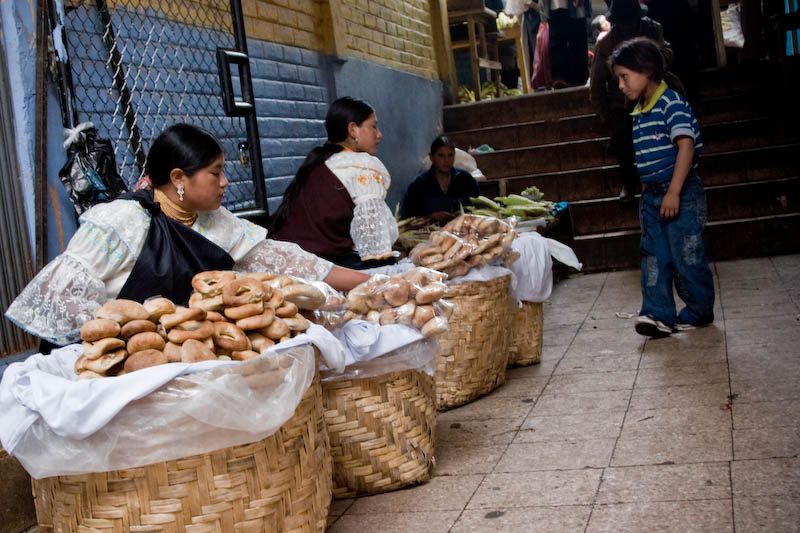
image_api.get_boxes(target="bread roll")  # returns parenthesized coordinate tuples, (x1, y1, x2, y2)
(124, 349, 168, 372)
(167, 320, 214, 344)
(143, 297, 176, 322)
(96, 299, 149, 324)
(264, 318, 290, 340)
(222, 277, 265, 306)
(120, 319, 157, 340)
(281, 283, 326, 310)
(416, 283, 447, 304)
(83, 337, 125, 360)
(164, 341, 182, 363)
(160, 307, 206, 329)
(384, 279, 410, 307)
(180, 339, 216, 363)
(83, 348, 127, 374)
(127, 331, 167, 354)
(236, 308, 275, 331)
(224, 300, 264, 320)
(421, 316, 448, 337)
(275, 301, 298, 318)
(80, 318, 121, 342)
(213, 322, 250, 352)
(412, 305, 435, 329)
(191, 270, 236, 296)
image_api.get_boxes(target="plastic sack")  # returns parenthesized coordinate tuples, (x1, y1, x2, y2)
(409, 215, 518, 279)
(0, 341, 316, 479)
(321, 335, 439, 382)
(59, 122, 128, 215)
(721, 3, 745, 48)
(532, 21, 552, 89)
(546, 237, 583, 271)
(420, 148, 485, 181)
(343, 267, 452, 337)
(507, 231, 553, 302)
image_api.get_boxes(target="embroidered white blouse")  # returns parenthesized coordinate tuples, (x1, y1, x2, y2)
(5, 199, 334, 346)
(324, 151, 398, 261)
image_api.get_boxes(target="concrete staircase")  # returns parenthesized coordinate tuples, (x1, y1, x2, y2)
(443, 63, 800, 271)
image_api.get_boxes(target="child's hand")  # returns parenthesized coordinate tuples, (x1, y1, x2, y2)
(660, 192, 680, 220)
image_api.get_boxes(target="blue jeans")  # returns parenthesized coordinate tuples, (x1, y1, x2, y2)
(639, 175, 715, 327)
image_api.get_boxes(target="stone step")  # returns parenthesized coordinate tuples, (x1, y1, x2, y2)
(568, 176, 800, 236)
(450, 112, 795, 156)
(478, 142, 800, 203)
(443, 86, 593, 132)
(475, 133, 800, 183)
(570, 213, 800, 272)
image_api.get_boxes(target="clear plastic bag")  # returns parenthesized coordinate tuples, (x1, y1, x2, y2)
(1, 342, 316, 479)
(343, 267, 451, 337)
(409, 215, 518, 279)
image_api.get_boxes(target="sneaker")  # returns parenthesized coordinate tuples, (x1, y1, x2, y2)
(674, 321, 712, 332)
(635, 315, 673, 337)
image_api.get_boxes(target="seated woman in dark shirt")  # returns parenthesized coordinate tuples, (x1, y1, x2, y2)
(403, 135, 480, 223)
(269, 97, 398, 270)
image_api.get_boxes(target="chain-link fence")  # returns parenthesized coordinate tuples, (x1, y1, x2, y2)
(63, 0, 261, 212)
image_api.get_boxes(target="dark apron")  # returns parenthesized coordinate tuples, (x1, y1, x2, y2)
(116, 189, 235, 306)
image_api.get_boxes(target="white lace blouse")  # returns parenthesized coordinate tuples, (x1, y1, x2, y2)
(5, 199, 334, 346)
(325, 151, 398, 261)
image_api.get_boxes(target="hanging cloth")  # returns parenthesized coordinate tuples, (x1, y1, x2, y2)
(116, 189, 235, 306)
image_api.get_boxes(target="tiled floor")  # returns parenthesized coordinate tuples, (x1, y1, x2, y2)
(327, 255, 800, 532)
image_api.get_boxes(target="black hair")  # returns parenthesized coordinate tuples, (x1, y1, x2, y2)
(146, 123, 224, 186)
(269, 96, 375, 234)
(430, 134, 456, 155)
(608, 37, 685, 94)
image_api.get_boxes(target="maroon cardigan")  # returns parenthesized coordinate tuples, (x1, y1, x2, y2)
(272, 163, 356, 257)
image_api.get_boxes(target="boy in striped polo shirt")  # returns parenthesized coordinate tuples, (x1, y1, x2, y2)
(609, 37, 715, 338)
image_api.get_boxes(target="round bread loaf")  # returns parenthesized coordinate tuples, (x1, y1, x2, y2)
(96, 299, 149, 324)
(82, 337, 125, 360)
(80, 318, 121, 342)
(143, 297, 176, 322)
(180, 339, 217, 363)
(120, 319, 157, 340)
(124, 349, 168, 372)
(127, 331, 167, 354)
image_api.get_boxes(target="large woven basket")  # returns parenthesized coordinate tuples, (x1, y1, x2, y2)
(435, 274, 512, 410)
(31, 361, 332, 533)
(508, 301, 543, 366)
(322, 370, 436, 498)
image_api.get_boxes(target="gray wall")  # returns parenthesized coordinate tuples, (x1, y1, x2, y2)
(328, 57, 444, 214)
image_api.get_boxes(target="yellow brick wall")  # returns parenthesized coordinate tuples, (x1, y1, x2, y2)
(104, 0, 441, 79)
(338, 0, 438, 78)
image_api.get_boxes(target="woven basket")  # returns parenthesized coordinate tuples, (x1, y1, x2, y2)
(435, 274, 512, 410)
(31, 361, 332, 533)
(508, 301, 543, 366)
(322, 370, 436, 498)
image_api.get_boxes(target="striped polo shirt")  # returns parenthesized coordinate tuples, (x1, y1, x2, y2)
(631, 81, 703, 183)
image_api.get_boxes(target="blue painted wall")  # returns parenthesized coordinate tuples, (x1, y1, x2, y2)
(2, 0, 77, 263)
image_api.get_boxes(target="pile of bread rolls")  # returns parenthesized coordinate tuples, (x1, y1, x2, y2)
(343, 267, 451, 337)
(409, 214, 520, 278)
(73, 271, 329, 380)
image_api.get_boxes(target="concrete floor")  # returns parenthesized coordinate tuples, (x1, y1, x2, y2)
(327, 255, 800, 532)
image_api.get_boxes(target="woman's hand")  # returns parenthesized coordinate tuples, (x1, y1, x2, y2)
(323, 265, 370, 292)
(660, 192, 680, 220)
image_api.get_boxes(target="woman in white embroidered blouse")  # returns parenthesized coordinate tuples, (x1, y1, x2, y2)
(270, 97, 399, 270)
(6, 124, 369, 347)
